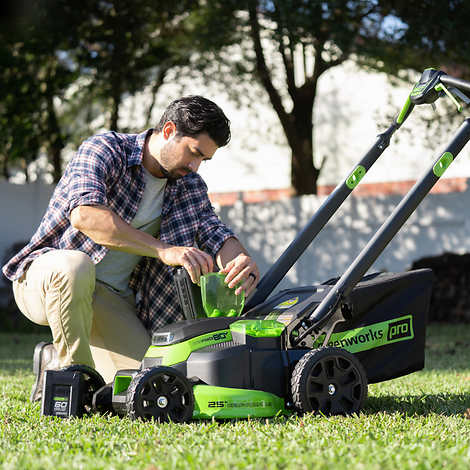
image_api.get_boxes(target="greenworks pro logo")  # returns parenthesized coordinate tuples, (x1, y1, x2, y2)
(387, 317, 412, 342)
(313, 315, 414, 353)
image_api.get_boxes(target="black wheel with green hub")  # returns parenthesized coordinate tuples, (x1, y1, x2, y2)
(60, 364, 105, 415)
(126, 367, 194, 423)
(291, 347, 367, 416)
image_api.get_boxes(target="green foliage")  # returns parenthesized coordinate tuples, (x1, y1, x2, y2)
(75, 0, 197, 131)
(0, 0, 200, 181)
(1, 325, 470, 469)
(0, 0, 85, 181)
(2, 1, 470, 188)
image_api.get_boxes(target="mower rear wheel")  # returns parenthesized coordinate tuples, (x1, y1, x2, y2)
(291, 347, 367, 416)
(60, 364, 105, 415)
(126, 367, 194, 423)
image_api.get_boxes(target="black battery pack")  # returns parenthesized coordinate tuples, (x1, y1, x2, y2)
(41, 370, 84, 418)
(174, 268, 204, 320)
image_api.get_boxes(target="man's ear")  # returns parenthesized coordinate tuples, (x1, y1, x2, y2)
(162, 121, 177, 141)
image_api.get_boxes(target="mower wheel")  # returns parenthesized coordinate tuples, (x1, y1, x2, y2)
(126, 367, 194, 423)
(290, 347, 367, 416)
(60, 364, 106, 415)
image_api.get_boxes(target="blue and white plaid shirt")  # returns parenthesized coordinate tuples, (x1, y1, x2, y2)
(2, 129, 235, 332)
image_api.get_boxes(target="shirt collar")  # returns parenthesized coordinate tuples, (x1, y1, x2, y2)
(128, 128, 153, 168)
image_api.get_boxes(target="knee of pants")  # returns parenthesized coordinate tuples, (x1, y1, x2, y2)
(43, 250, 96, 296)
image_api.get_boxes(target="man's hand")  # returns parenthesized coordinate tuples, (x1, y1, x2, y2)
(71, 205, 214, 284)
(158, 245, 214, 284)
(220, 253, 260, 297)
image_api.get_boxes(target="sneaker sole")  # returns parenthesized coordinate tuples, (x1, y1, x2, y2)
(30, 341, 51, 402)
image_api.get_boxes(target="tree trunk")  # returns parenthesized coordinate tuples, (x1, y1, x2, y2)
(248, 1, 321, 195)
(46, 93, 64, 184)
(1, 154, 9, 180)
(110, 86, 121, 132)
(288, 86, 318, 196)
(290, 142, 319, 196)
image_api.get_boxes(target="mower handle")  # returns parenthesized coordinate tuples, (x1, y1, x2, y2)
(410, 69, 470, 109)
(441, 74, 470, 95)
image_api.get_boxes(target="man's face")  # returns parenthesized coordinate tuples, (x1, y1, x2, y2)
(157, 126, 219, 180)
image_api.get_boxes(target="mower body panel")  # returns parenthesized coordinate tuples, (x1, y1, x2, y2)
(192, 385, 285, 419)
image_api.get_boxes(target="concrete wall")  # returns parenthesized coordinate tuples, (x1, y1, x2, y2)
(2, 180, 470, 297)
(220, 185, 470, 292)
(0, 181, 55, 261)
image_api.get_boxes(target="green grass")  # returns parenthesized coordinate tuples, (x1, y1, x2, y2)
(1, 325, 469, 470)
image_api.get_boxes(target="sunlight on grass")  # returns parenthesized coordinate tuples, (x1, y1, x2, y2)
(0, 325, 469, 469)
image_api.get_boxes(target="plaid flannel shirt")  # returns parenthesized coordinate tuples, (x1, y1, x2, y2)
(2, 129, 235, 332)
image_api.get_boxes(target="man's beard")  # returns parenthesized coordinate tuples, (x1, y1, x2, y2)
(155, 159, 172, 179)
(159, 141, 192, 181)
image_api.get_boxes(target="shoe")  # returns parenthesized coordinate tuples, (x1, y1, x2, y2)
(30, 342, 59, 402)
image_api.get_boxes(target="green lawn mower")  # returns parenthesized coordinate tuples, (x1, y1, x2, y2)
(42, 69, 470, 421)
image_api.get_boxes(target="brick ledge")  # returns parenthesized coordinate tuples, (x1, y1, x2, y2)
(209, 177, 468, 206)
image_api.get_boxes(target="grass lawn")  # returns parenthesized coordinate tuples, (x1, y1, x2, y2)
(0, 324, 469, 470)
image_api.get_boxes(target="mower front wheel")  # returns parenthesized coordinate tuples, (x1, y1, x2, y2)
(291, 347, 367, 416)
(126, 367, 194, 423)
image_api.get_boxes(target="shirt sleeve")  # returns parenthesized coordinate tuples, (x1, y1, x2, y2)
(196, 196, 236, 256)
(66, 135, 122, 216)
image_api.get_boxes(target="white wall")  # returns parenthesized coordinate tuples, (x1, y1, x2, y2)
(0, 181, 55, 261)
(122, 61, 470, 192)
(220, 185, 470, 292)
(2, 180, 469, 297)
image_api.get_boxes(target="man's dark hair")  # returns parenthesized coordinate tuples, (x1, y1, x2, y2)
(155, 95, 231, 147)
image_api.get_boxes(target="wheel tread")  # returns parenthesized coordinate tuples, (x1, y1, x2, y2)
(126, 367, 194, 422)
(290, 347, 368, 416)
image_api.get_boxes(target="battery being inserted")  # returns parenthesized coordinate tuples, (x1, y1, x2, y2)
(174, 268, 204, 319)
(41, 370, 84, 418)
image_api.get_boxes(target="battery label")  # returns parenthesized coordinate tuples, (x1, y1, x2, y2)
(51, 384, 71, 416)
(274, 297, 299, 309)
(53, 398, 70, 416)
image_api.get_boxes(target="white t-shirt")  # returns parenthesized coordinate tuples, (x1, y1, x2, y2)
(95, 166, 167, 295)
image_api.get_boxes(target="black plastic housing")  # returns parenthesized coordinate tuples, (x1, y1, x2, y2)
(148, 269, 432, 397)
(41, 370, 84, 418)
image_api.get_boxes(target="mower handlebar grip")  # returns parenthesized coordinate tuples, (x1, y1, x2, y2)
(440, 74, 470, 95)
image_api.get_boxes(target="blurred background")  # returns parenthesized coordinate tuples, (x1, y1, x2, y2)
(2, 0, 470, 330)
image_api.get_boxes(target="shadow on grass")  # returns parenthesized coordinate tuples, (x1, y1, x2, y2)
(0, 332, 51, 375)
(364, 392, 470, 417)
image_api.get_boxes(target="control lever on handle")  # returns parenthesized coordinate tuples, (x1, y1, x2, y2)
(450, 87, 470, 105)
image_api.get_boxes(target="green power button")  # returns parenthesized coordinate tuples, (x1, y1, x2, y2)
(433, 152, 454, 177)
(346, 165, 366, 189)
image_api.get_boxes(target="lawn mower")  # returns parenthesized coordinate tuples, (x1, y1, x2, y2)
(42, 69, 470, 421)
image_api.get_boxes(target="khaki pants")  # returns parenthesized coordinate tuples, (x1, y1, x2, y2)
(13, 250, 151, 383)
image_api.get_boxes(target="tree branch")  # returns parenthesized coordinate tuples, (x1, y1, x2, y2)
(248, 0, 293, 136)
(273, 1, 296, 100)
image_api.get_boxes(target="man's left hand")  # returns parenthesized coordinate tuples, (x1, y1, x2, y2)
(220, 253, 260, 297)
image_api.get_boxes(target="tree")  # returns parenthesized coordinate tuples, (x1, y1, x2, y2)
(0, 1, 199, 181)
(0, 0, 88, 182)
(75, 0, 196, 132)
(356, 1, 470, 152)
(197, 0, 470, 195)
(196, 1, 391, 195)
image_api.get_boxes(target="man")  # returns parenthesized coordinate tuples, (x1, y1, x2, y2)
(2, 95, 259, 401)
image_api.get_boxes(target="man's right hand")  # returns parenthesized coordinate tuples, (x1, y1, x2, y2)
(158, 245, 214, 284)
